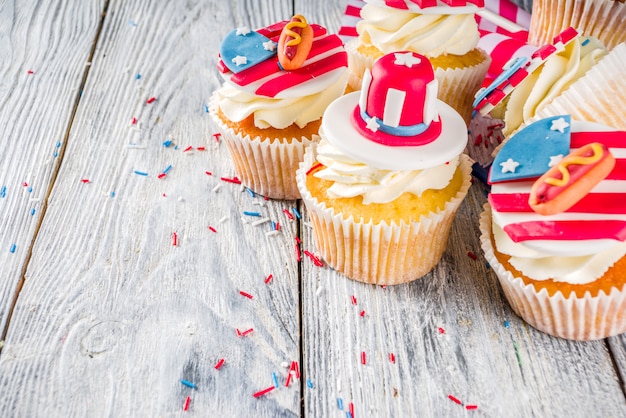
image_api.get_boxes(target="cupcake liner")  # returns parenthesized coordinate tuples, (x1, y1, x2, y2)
(479, 205, 626, 340)
(347, 41, 491, 126)
(209, 92, 317, 200)
(529, 0, 626, 50)
(297, 144, 472, 285)
(527, 42, 626, 131)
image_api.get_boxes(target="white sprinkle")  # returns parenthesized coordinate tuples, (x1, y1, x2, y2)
(177, 196, 184, 202)
(212, 184, 222, 193)
(240, 184, 246, 192)
(219, 216, 229, 224)
(252, 217, 271, 227)
(252, 201, 266, 207)
(266, 230, 280, 237)
(281, 362, 289, 369)
(316, 286, 323, 296)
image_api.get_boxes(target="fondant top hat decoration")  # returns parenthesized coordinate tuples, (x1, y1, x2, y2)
(321, 51, 467, 170)
(352, 52, 442, 146)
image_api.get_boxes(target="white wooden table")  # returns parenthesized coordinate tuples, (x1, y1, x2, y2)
(1, 1, 625, 416)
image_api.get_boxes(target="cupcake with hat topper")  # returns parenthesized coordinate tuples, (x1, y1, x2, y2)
(296, 51, 472, 285)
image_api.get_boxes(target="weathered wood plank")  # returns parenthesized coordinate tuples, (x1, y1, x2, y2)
(0, 0, 302, 416)
(0, 0, 106, 335)
(296, 3, 626, 415)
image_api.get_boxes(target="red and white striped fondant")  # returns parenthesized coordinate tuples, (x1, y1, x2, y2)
(490, 124, 626, 256)
(218, 22, 347, 98)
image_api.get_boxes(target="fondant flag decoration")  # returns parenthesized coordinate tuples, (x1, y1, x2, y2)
(489, 115, 572, 183)
(219, 28, 277, 73)
(488, 116, 626, 254)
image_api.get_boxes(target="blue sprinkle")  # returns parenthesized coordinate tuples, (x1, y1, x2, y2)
(10, 244, 16, 253)
(291, 207, 301, 219)
(128, 19, 137, 27)
(135, 73, 141, 79)
(306, 379, 313, 389)
(163, 139, 173, 147)
(337, 398, 344, 410)
(180, 379, 196, 389)
(163, 165, 173, 174)
(245, 188, 255, 197)
(0, 186, 6, 197)
(504, 320, 510, 328)
(56, 141, 61, 148)
(581, 38, 590, 46)
(485, 262, 491, 269)
(346, 413, 353, 418)
(243, 211, 261, 217)
(271, 221, 276, 231)
(53, 151, 58, 157)
(203, 104, 209, 113)
(110, 191, 115, 198)
(174, 145, 179, 150)
(272, 372, 279, 388)
(134, 170, 148, 176)
(30, 208, 35, 216)
(28, 187, 33, 193)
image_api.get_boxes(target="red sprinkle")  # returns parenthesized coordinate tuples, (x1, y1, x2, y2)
(294, 237, 302, 244)
(360, 310, 365, 317)
(275, 222, 280, 231)
(294, 243, 301, 262)
(389, 353, 396, 363)
(183, 396, 191, 411)
(361, 351, 366, 365)
(183, 146, 193, 152)
(146, 96, 156, 104)
(172, 232, 178, 246)
(220, 176, 241, 184)
(305, 162, 323, 176)
(283, 209, 295, 220)
(467, 251, 478, 260)
(292, 361, 300, 379)
(81, 179, 90, 183)
(241, 328, 254, 336)
(157, 173, 166, 179)
(205, 171, 213, 176)
(473, 133, 483, 146)
(304, 250, 323, 267)
(351, 295, 357, 305)
(208, 226, 217, 233)
(131, 117, 137, 125)
(213, 133, 221, 142)
(488, 123, 504, 129)
(466, 405, 478, 410)
(27, 70, 34, 74)
(214, 358, 225, 369)
(253, 386, 275, 398)
(349, 402, 355, 418)
(23, 182, 28, 187)
(438, 327, 445, 334)
(239, 291, 254, 299)
(197, 147, 206, 151)
(448, 395, 462, 405)
(264, 274, 273, 284)
(285, 371, 293, 387)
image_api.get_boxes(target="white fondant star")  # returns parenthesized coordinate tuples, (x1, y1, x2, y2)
(236, 26, 251, 36)
(365, 117, 380, 132)
(550, 117, 570, 133)
(394, 52, 421, 68)
(548, 154, 564, 167)
(263, 40, 276, 51)
(232, 55, 248, 66)
(500, 158, 520, 173)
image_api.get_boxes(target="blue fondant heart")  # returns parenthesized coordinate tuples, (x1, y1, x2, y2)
(490, 115, 572, 183)
(219, 28, 277, 74)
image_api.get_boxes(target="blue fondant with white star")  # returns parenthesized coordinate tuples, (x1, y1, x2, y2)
(490, 115, 572, 183)
(219, 28, 276, 74)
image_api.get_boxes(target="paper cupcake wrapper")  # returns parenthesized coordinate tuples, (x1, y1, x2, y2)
(297, 144, 472, 285)
(479, 205, 626, 340)
(209, 92, 317, 200)
(346, 42, 491, 126)
(529, 0, 626, 50)
(526, 42, 626, 132)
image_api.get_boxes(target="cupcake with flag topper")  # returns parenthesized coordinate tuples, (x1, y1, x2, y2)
(480, 114, 626, 340)
(473, 27, 609, 138)
(210, 16, 348, 199)
(296, 51, 472, 284)
(345, 0, 491, 126)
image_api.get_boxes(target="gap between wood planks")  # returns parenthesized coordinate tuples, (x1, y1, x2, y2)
(0, 0, 112, 351)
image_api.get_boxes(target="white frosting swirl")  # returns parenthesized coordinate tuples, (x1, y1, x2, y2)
(503, 36, 608, 135)
(216, 72, 348, 129)
(313, 138, 458, 204)
(356, 3, 479, 58)
(493, 221, 626, 284)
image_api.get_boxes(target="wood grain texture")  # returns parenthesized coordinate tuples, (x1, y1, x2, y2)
(0, 0, 106, 335)
(0, 0, 301, 416)
(295, 3, 626, 415)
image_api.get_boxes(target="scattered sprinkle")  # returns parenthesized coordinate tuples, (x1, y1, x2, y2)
(27, 70, 34, 74)
(466, 405, 479, 410)
(163, 139, 173, 147)
(110, 192, 115, 198)
(240, 328, 254, 337)
(146, 96, 156, 104)
(253, 385, 275, 398)
(134, 170, 148, 176)
(180, 379, 196, 389)
(245, 188, 255, 197)
(213, 133, 221, 142)
(389, 353, 395, 363)
(243, 211, 261, 217)
(351, 295, 357, 305)
(304, 250, 323, 267)
(291, 207, 301, 219)
(214, 358, 225, 370)
(212, 184, 222, 193)
(349, 402, 355, 418)
(294, 243, 301, 262)
(1, 186, 7, 197)
(306, 379, 314, 389)
(266, 230, 280, 237)
(172, 232, 178, 246)
(128, 19, 137, 26)
(272, 372, 280, 388)
(220, 176, 241, 184)
(205, 171, 213, 176)
(252, 217, 271, 227)
(438, 327, 445, 334)
(10, 244, 17, 253)
(283, 209, 295, 220)
(204, 104, 209, 113)
(218, 216, 229, 224)
(208, 226, 217, 233)
(30, 208, 35, 216)
(361, 351, 366, 365)
(504, 320, 510, 328)
(239, 291, 254, 299)
(131, 117, 137, 125)
(337, 398, 344, 410)
(183, 146, 193, 152)
(467, 251, 478, 260)
(183, 396, 191, 411)
(135, 73, 141, 79)
(448, 395, 462, 405)
(359, 310, 365, 317)
(197, 146, 206, 151)
(264, 274, 273, 284)
(81, 179, 90, 184)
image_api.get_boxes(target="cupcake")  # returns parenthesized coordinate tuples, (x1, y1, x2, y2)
(474, 27, 608, 137)
(296, 51, 472, 285)
(210, 16, 348, 199)
(528, 0, 626, 50)
(480, 115, 626, 340)
(346, 0, 491, 125)
(528, 42, 626, 132)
